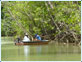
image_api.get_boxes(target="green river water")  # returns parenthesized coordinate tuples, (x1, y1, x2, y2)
(1, 37, 81, 61)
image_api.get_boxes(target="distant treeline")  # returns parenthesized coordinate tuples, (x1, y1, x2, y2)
(1, 1, 81, 44)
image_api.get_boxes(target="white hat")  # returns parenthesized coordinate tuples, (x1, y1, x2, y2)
(25, 33, 28, 35)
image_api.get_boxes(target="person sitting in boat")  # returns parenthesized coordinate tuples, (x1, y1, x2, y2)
(16, 36, 21, 43)
(22, 33, 30, 42)
(34, 34, 41, 41)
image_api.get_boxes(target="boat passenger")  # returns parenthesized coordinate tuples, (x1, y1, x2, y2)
(35, 34, 41, 41)
(17, 37, 21, 43)
(23, 33, 30, 42)
(33, 36, 38, 41)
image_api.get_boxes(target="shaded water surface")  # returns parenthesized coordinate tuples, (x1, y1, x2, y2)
(1, 37, 81, 61)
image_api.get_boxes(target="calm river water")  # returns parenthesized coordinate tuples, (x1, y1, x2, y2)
(1, 37, 81, 61)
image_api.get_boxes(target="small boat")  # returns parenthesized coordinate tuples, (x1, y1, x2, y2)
(15, 40, 50, 45)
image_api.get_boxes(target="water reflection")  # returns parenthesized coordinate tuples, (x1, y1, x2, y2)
(24, 46, 29, 57)
(36, 46, 42, 54)
(36, 45, 49, 55)
(18, 46, 21, 56)
(2, 42, 81, 61)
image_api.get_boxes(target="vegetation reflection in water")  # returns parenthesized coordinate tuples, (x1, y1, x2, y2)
(1, 37, 81, 61)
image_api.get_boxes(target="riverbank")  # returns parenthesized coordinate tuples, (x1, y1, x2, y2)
(1, 36, 81, 46)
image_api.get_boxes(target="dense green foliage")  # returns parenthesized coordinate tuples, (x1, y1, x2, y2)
(1, 1, 81, 43)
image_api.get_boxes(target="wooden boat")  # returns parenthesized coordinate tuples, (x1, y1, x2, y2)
(15, 40, 50, 45)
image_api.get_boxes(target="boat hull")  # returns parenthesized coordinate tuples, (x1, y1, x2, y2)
(15, 40, 50, 45)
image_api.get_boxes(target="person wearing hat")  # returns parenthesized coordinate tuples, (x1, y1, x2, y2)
(22, 33, 30, 42)
(34, 34, 41, 41)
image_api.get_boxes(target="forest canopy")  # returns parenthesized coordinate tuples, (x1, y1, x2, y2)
(1, 1, 81, 43)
